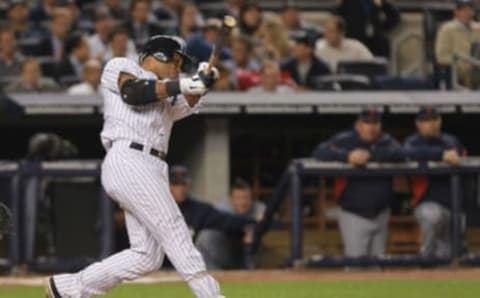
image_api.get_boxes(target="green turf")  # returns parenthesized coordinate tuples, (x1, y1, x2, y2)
(1, 280, 479, 298)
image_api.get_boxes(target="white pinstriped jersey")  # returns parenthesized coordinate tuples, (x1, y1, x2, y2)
(100, 57, 202, 153)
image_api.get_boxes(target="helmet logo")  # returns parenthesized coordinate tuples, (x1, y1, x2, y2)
(154, 52, 167, 62)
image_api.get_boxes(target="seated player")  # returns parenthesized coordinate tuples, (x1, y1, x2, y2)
(169, 166, 256, 270)
(312, 107, 404, 257)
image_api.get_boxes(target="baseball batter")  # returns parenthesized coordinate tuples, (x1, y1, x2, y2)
(46, 35, 224, 298)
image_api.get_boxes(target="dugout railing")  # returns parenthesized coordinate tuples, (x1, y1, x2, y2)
(0, 160, 114, 273)
(21, 160, 114, 272)
(0, 162, 20, 273)
(250, 157, 480, 268)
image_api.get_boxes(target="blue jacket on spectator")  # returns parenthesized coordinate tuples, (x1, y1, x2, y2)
(404, 133, 466, 209)
(312, 130, 404, 218)
(186, 32, 231, 64)
(281, 56, 330, 89)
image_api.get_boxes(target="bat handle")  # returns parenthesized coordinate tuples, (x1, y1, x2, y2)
(205, 46, 217, 75)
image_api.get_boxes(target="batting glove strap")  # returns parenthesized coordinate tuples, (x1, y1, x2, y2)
(179, 76, 208, 96)
(165, 79, 181, 97)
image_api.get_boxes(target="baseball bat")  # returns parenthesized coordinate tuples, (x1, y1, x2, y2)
(205, 15, 237, 75)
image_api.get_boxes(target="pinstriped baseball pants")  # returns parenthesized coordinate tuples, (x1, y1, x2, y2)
(53, 141, 222, 298)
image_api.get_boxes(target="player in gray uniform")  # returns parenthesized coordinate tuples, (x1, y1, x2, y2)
(46, 35, 225, 298)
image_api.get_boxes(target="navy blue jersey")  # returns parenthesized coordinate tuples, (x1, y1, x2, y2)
(312, 130, 404, 218)
(404, 133, 466, 208)
(178, 197, 255, 237)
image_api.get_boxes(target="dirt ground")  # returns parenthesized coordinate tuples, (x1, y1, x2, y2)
(0, 268, 479, 287)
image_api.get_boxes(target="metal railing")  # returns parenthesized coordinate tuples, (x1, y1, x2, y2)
(451, 53, 480, 90)
(0, 160, 114, 273)
(250, 157, 480, 268)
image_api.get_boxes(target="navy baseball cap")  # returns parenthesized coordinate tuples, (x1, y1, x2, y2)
(456, 0, 474, 8)
(357, 106, 382, 122)
(291, 29, 317, 48)
(417, 106, 440, 121)
(169, 165, 192, 185)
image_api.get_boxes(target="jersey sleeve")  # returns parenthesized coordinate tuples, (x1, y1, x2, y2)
(101, 58, 142, 94)
(169, 94, 204, 122)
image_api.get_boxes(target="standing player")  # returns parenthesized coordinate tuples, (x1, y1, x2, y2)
(46, 35, 224, 298)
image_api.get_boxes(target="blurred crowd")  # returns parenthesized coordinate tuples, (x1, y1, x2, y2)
(0, 0, 479, 95)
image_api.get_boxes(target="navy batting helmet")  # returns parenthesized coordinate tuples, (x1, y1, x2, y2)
(138, 35, 193, 69)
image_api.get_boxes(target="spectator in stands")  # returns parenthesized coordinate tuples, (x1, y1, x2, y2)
(217, 178, 266, 222)
(178, 1, 203, 40)
(336, 0, 400, 58)
(169, 166, 255, 270)
(239, 2, 263, 38)
(258, 17, 292, 61)
(315, 15, 373, 72)
(280, 4, 321, 37)
(435, 0, 480, 89)
(0, 28, 24, 80)
(281, 30, 330, 90)
(56, 32, 90, 86)
(88, 10, 115, 61)
(248, 60, 295, 94)
(104, 0, 128, 22)
(154, 0, 181, 24)
(403, 106, 466, 258)
(7, 0, 45, 41)
(37, 8, 72, 61)
(186, 18, 231, 64)
(224, 35, 261, 88)
(30, 0, 56, 24)
(6, 57, 61, 93)
(312, 107, 404, 257)
(104, 27, 138, 62)
(126, 0, 164, 49)
(67, 59, 101, 95)
(213, 64, 234, 91)
(58, 0, 92, 33)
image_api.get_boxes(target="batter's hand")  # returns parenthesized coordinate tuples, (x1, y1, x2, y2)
(196, 62, 219, 88)
(179, 76, 208, 96)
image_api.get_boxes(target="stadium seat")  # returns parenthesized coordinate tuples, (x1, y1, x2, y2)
(59, 75, 81, 87)
(374, 75, 435, 90)
(0, 76, 16, 89)
(314, 74, 371, 91)
(18, 36, 45, 57)
(37, 56, 58, 79)
(336, 58, 389, 79)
